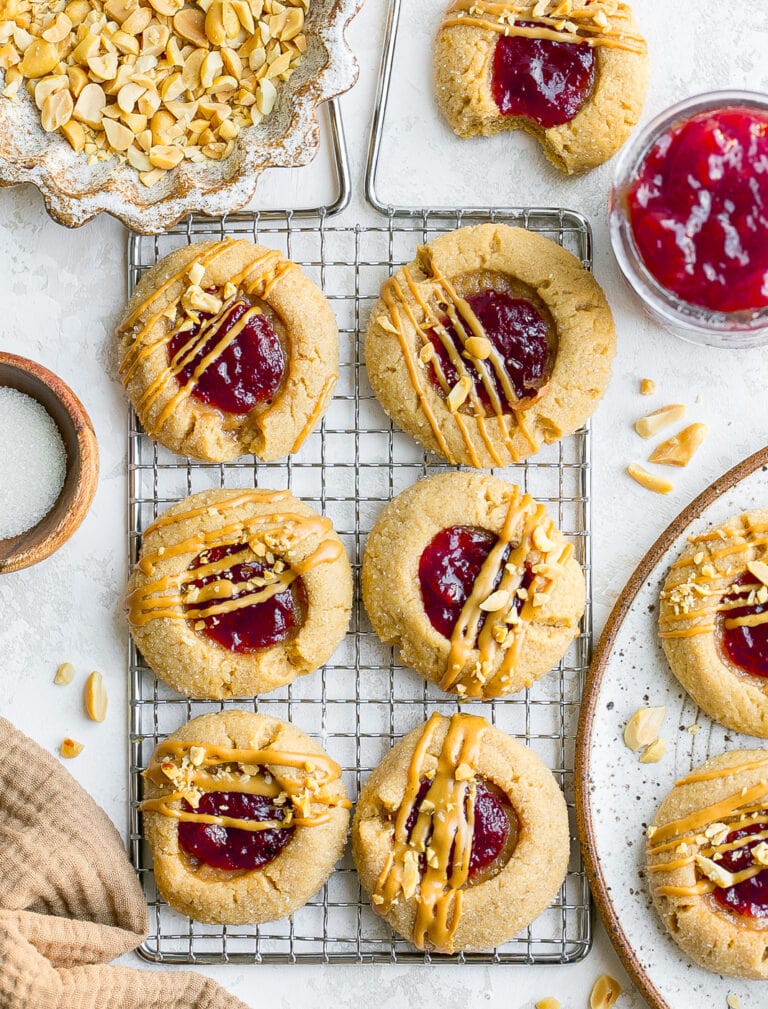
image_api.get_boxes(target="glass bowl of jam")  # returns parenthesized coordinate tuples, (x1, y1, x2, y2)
(610, 91, 768, 348)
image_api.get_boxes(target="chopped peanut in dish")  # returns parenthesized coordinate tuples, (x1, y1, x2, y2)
(624, 706, 666, 752)
(649, 423, 708, 467)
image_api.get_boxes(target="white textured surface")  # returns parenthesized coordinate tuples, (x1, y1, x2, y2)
(1, 0, 767, 1006)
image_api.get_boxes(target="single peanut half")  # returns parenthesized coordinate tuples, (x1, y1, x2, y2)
(54, 661, 75, 685)
(626, 463, 673, 495)
(648, 423, 708, 467)
(624, 706, 665, 752)
(640, 378, 656, 396)
(590, 975, 622, 1009)
(84, 670, 108, 722)
(639, 736, 667, 764)
(635, 403, 686, 439)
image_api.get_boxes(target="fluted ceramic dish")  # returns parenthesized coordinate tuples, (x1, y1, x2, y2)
(576, 445, 768, 1009)
(0, 0, 362, 234)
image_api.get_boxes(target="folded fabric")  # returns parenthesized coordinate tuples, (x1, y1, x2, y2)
(0, 717, 249, 1009)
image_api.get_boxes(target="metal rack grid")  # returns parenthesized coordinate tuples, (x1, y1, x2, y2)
(128, 207, 593, 965)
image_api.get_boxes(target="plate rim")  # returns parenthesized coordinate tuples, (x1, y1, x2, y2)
(575, 444, 768, 1009)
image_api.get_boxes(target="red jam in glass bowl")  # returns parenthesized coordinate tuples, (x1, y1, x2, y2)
(426, 291, 551, 412)
(179, 791, 294, 871)
(712, 823, 768, 920)
(718, 573, 768, 679)
(625, 106, 768, 314)
(185, 543, 307, 654)
(491, 22, 596, 129)
(168, 299, 286, 414)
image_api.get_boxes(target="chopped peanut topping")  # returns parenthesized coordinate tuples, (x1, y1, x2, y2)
(648, 423, 708, 467)
(478, 588, 511, 612)
(634, 403, 686, 439)
(748, 560, 768, 587)
(0, 0, 310, 185)
(464, 335, 492, 360)
(626, 463, 673, 495)
(446, 376, 472, 413)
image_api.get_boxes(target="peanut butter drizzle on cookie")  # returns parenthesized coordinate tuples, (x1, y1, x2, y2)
(374, 713, 491, 952)
(440, 486, 574, 697)
(127, 491, 342, 629)
(290, 374, 338, 453)
(442, 1, 647, 55)
(659, 519, 768, 641)
(647, 756, 768, 899)
(119, 240, 292, 435)
(140, 739, 350, 833)
(378, 252, 549, 466)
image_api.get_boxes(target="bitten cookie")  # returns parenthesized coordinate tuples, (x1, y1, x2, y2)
(352, 712, 570, 953)
(141, 710, 351, 926)
(647, 750, 768, 979)
(659, 510, 768, 738)
(362, 471, 585, 699)
(117, 238, 338, 462)
(126, 488, 353, 699)
(434, 0, 649, 174)
(365, 223, 615, 468)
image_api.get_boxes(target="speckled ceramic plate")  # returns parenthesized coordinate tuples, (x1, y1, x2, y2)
(0, 0, 362, 233)
(576, 446, 768, 1009)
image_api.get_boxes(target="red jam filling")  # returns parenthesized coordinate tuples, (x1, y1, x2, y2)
(712, 823, 768, 920)
(186, 543, 307, 653)
(178, 791, 294, 871)
(718, 573, 768, 678)
(427, 291, 550, 412)
(419, 525, 532, 639)
(168, 299, 286, 414)
(406, 778, 514, 882)
(491, 22, 596, 129)
(626, 108, 768, 313)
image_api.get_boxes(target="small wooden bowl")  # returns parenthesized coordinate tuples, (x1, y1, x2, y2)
(0, 352, 99, 574)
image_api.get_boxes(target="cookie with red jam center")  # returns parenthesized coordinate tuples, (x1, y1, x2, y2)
(126, 487, 353, 700)
(434, 0, 648, 173)
(362, 472, 586, 700)
(352, 713, 570, 953)
(142, 710, 350, 926)
(648, 749, 768, 980)
(118, 237, 339, 462)
(659, 510, 768, 739)
(366, 223, 615, 469)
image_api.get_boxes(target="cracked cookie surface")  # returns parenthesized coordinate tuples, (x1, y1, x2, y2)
(142, 710, 350, 926)
(362, 472, 585, 699)
(126, 487, 353, 699)
(365, 223, 615, 468)
(117, 237, 338, 462)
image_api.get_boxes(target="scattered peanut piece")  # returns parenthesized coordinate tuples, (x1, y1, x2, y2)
(688, 723, 701, 735)
(590, 975, 622, 1009)
(640, 737, 667, 763)
(465, 335, 492, 360)
(54, 661, 75, 685)
(84, 670, 108, 722)
(747, 560, 768, 587)
(479, 589, 511, 613)
(635, 403, 686, 439)
(726, 995, 742, 1009)
(60, 737, 84, 759)
(446, 376, 472, 413)
(624, 706, 666, 753)
(640, 378, 656, 396)
(535, 999, 561, 1009)
(649, 423, 708, 467)
(626, 463, 673, 495)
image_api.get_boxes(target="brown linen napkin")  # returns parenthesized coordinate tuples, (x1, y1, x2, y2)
(0, 717, 249, 1009)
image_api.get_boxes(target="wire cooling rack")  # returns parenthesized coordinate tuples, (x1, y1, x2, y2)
(127, 207, 594, 965)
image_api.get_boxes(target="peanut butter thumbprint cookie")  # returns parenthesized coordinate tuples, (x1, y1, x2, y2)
(353, 712, 570, 953)
(142, 711, 350, 926)
(659, 511, 768, 738)
(434, 0, 648, 174)
(648, 750, 768, 979)
(362, 472, 585, 699)
(126, 489, 352, 699)
(365, 224, 615, 467)
(118, 238, 338, 462)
